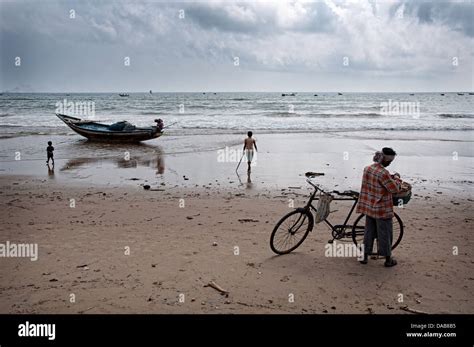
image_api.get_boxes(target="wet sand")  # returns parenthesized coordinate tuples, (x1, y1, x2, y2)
(1, 131, 473, 192)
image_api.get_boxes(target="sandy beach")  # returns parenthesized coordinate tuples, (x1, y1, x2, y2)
(1, 130, 473, 314)
(2, 2, 474, 344)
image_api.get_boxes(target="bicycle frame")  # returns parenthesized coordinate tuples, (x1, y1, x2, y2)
(304, 179, 359, 232)
(270, 178, 404, 255)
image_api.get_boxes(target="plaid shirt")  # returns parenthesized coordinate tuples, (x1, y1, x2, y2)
(356, 163, 401, 219)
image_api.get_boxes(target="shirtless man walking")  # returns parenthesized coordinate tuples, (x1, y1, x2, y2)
(243, 131, 258, 172)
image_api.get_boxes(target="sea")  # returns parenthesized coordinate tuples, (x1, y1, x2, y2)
(1, 92, 473, 138)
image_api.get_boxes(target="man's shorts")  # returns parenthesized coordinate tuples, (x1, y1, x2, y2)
(245, 149, 254, 162)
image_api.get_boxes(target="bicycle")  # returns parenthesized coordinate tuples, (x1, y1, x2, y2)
(270, 175, 404, 255)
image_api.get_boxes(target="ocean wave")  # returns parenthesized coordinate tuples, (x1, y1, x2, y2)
(342, 112, 382, 117)
(3, 97, 36, 101)
(0, 113, 14, 118)
(264, 112, 304, 118)
(264, 112, 382, 118)
(334, 105, 381, 110)
(137, 111, 161, 115)
(186, 105, 224, 109)
(174, 126, 474, 133)
(98, 106, 119, 111)
(1, 126, 472, 140)
(437, 113, 474, 119)
(0, 130, 73, 138)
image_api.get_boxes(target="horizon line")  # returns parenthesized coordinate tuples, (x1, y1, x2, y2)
(1, 91, 473, 94)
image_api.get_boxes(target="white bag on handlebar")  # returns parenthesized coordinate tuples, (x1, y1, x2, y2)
(315, 193, 333, 223)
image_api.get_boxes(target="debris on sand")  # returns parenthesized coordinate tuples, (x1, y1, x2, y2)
(238, 218, 259, 223)
(204, 281, 229, 297)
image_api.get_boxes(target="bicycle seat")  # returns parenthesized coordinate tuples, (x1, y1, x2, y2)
(305, 172, 325, 178)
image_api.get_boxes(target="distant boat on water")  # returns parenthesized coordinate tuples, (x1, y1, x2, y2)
(314, 94, 318, 96)
(338, 93, 343, 95)
(440, 93, 445, 96)
(469, 93, 474, 95)
(457, 93, 464, 95)
(409, 93, 415, 96)
(119, 93, 129, 97)
(282, 93, 296, 96)
(149, 90, 152, 94)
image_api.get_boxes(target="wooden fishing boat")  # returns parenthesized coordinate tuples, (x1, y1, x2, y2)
(56, 114, 162, 142)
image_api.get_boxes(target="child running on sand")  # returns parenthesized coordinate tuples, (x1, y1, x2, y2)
(46, 141, 54, 165)
(243, 131, 257, 172)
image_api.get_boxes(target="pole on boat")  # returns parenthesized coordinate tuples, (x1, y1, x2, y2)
(163, 122, 178, 129)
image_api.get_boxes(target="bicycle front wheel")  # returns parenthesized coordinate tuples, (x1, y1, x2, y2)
(270, 209, 313, 255)
(351, 213, 404, 254)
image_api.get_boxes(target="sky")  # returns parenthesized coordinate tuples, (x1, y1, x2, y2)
(0, 0, 473, 92)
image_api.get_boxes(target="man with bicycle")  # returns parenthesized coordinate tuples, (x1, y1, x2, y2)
(357, 147, 401, 267)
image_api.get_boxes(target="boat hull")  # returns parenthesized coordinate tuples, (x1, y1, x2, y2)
(56, 114, 162, 142)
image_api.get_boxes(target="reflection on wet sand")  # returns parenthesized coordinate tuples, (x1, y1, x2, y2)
(72, 139, 160, 153)
(116, 158, 138, 169)
(236, 170, 255, 190)
(47, 164, 55, 179)
(246, 171, 253, 189)
(61, 144, 165, 175)
(139, 155, 165, 175)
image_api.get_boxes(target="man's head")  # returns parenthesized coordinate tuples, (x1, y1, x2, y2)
(248, 131, 253, 137)
(48, 141, 52, 146)
(373, 147, 397, 167)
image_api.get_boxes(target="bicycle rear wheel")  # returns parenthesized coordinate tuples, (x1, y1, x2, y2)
(351, 213, 404, 254)
(270, 209, 313, 255)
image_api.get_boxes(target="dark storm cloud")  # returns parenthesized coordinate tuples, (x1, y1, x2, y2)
(390, 0, 473, 36)
(184, 2, 337, 34)
(0, 0, 472, 92)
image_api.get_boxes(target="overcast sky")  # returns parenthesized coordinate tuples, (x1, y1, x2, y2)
(0, 0, 472, 92)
